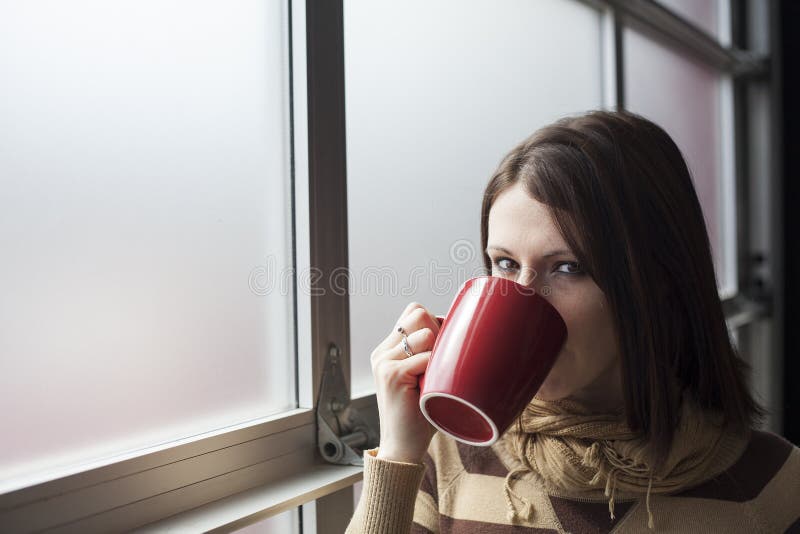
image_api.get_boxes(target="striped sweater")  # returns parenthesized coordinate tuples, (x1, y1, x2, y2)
(346, 429, 800, 533)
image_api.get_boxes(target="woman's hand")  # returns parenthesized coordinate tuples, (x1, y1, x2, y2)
(371, 302, 442, 464)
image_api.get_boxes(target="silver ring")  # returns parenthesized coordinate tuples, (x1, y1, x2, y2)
(401, 334, 414, 357)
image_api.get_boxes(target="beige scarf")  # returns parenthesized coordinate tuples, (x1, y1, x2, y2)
(501, 394, 749, 530)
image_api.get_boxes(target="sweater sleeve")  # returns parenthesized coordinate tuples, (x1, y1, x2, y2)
(345, 448, 428, 534)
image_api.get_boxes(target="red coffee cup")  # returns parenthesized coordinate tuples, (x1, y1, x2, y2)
(419, 276, 567, 446)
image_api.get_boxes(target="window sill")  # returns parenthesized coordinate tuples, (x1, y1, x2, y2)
(137, 461, 363, 533)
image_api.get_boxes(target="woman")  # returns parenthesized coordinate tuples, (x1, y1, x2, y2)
(346, 111, 800, 533)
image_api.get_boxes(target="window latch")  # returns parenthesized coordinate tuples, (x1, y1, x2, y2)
(317, 343, 378, 465)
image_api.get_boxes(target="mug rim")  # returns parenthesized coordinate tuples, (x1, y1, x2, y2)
(419, 391, 499, 447)
(459, 274, 539, 298)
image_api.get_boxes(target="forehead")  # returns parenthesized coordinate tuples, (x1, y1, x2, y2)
(487, 183, 567, 251)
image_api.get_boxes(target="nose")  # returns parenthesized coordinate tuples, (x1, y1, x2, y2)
(516, 266, 539, 289)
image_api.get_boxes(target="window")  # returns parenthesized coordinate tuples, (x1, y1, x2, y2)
(345, 0, 609, 396)
(623, 26, 737, 296)
(0, 0, 296, 488)
(0, 0, 780, 532)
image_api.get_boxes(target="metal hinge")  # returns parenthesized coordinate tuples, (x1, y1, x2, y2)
(316, 343, 378, 466)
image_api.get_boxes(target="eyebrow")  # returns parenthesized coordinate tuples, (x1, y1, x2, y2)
(485, 245, 573, 258)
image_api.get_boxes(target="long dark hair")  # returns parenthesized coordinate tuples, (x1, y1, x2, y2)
(481, 110, 762, 465)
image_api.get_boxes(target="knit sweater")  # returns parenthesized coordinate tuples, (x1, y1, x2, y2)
(346, 429, 800, 533)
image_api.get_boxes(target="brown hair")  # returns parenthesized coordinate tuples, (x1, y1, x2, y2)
(481, 110, 762, 466)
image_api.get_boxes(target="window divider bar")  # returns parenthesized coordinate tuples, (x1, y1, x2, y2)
(304, 1, 355, 530)
(304, 0, 352, 411)
(605, 0, 768, 77)
(613, 7, 626, 109)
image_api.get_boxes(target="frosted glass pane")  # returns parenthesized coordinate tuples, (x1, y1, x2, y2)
(345, 0, 604, 396)
(233, 509, 299, 534)
(655, 0, 724, 41)
(0, 1, 294, 487)
(623, 27, 732, 295)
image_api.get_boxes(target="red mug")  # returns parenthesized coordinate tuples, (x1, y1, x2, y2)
(419, 276, 567, 446)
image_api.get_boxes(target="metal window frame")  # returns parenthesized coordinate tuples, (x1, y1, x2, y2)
(731, 0, 785, 434)
(607, 0, 769, 77)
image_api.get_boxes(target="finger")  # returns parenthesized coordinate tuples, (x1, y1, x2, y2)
(399, 351, 432, 377)
(375, 327, 435, 365)
(400, 307, 442, 339)
(373, 352, 432, 398)
(423, 310, 443, 336)
(402, 306, 440, 333)
(403, 327, 436, 356)
(377, 351, 432, 383)
(384, 309, 426, 352)
(397, 301, 424, 326)
(378, 305, 427, 351)
(378, 304, 443, 355)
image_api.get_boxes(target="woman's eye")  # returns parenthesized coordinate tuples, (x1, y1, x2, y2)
(492, 257, 518, 272)
(554, 261, 583, 275)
